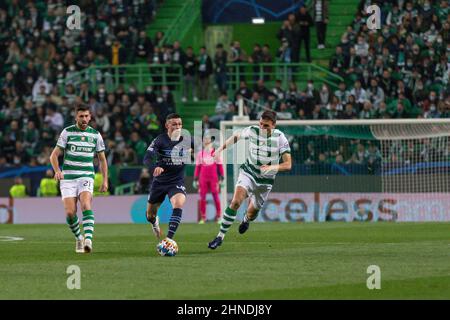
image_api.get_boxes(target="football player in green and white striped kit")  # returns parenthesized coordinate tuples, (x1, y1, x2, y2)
(208, 110, 292, 249)
(50, 105, 108, 253)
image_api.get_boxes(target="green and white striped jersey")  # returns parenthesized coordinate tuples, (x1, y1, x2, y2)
(56, 125, 105, 180)
(239, 125, 291, 185)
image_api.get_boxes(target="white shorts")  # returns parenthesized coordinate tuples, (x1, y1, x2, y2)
(60, 178, 94, 199)
(235, 170, 272, 210)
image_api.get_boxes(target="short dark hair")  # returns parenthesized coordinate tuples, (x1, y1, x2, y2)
(260, 110, 277, 124)
(166, 113, 181, 122)
(76, 105, 91, 113)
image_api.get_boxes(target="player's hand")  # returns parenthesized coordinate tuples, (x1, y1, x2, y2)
(153, 167, 164, 177)
(193, 179, 199, 189)
(54, 171, 64, 181)
(260, 165, 277, 174)
(99, 181, 108, 193)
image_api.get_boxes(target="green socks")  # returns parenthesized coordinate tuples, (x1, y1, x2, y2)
(82, 210, 95, 241)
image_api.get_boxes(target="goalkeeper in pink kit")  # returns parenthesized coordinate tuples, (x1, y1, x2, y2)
(193, 134, 224, 223)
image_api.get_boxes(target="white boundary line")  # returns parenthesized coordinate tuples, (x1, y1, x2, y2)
(0, 236, 24, 242)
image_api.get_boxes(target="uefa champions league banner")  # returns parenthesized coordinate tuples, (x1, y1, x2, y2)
(1, 193, 450, 224)
(202, 0, 303, 24)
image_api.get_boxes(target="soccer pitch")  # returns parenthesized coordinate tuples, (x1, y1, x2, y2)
(0, 222, 448, 299)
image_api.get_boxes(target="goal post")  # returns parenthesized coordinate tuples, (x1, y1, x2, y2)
(219, 119, 450, 222)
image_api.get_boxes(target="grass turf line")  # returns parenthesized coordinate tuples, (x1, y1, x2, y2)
(0, 222, 448, 299)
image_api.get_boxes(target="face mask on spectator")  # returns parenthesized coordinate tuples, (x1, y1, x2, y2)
(157, 97, 163, 103)
(424, 3, 430, 10)
(12, 64, 18, 72)
(69, 65, 75, 71)
(27, 78, 33, 84)
(57, 64, 63, 71)
(308, 83, 314, 90)
(34, 31, 39, 37)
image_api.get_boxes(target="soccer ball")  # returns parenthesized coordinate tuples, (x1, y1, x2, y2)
(156, 238, 178, 257)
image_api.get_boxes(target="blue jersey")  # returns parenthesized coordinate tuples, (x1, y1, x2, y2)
(143, 133, 193, 184)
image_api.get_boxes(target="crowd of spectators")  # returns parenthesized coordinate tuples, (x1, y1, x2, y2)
(206, 0, 450, 165)
(0, 0, 449, 170)
(0, 0, 171, 168)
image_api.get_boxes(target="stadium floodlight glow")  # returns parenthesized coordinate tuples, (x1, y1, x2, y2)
(252, 18, 265, 24)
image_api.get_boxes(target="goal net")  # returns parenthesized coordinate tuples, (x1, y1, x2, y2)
(218, 119, 450, 222)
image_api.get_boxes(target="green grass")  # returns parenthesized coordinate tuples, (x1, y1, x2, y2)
(0, 223, 449, 299)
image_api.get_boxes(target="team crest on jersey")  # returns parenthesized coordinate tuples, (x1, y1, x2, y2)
(81, 136, 86, 141)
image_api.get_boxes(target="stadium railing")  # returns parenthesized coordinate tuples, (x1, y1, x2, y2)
(61, 63, 183, 94)
(114, 182, 136, 195)
(226, 62, 344, 90)
(61, 62, 343, 97)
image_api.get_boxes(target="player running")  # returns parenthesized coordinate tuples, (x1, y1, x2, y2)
(50, 105, 108, 253)
(208, 110, 292, 249)
(193, 133, 224, 223)
(143, 113, 192, 243)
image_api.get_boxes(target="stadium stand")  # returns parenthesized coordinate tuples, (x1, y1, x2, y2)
(0, 0, 449, 196)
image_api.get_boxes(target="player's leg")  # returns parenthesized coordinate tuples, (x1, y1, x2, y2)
(198, 180, 207, 223)
(219, 185, 247, 236)
(146, 182, 168, 239)
(209, 180, 222, 222)
(63, 197, 84, 253)
(208, 183, 249, 249)
(238, 201, 259, 234)
(146, 202, 162, 239)
(79, 191, 94, 253)
(61, 180, 84, 253)
(239, 183, 272, 234)
(166, 192, 186, 239)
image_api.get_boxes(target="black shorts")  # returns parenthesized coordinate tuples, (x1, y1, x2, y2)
(147, 181, 187, 204)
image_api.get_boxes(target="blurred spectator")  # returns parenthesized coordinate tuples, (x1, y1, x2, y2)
(295, 6, 313, 62)
(181, 46, 197, 102)
(134, 168, 151, 194)
(9, 176, 28, 198)
(311, 0, 329, 49)
(197, 46, 213, 100)
(94, 172, 110, 196)
(39, 169, 58, 197)
(214, 43, 228, 94)
(210, 93, 231, 128)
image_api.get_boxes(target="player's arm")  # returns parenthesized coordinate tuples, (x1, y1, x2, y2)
(49, 146, 64, 180)
(97, 151, 109, 193)
(144, 138, 164, 177)
(96, 134, 108, 192)
(213, 130, 243, 162)
(261, 152, 292, 173)
(217, 131, 241, 153)
(50, 129, 68, 180)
